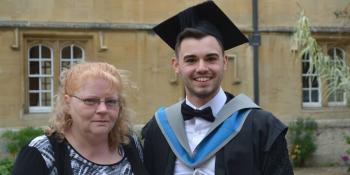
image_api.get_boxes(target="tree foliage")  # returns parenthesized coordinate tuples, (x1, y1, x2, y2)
(292, 11, 350, 104)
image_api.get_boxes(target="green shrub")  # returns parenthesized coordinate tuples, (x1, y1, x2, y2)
(341, 135, 350, 172)
(288, 117, 318, 167)
(1, 127, 44, 156)
(0, 158, 13, 175)
(0, 127, 44, 175)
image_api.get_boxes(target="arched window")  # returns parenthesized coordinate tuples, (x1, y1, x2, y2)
(327, 47, 347, 106)
(60, 44, 84, 71)
(28, 44, 53, 113)
(301, 53, 321, 107)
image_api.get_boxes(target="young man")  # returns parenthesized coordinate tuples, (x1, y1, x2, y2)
(142, 1, 294, 175)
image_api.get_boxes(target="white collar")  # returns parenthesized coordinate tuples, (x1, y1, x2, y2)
(185, 88, 226, 117)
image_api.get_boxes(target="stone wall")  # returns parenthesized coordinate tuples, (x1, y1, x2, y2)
(305, 119, 350, 166)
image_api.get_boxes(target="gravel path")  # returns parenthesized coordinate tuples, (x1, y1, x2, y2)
(294, 166, 349, 175)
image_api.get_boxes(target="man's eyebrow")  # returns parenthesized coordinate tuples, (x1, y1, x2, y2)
(183, 54, 197, 59)
(206, 53, 220, 57)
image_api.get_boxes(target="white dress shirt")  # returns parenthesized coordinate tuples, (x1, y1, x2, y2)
(174, 88, 227, 175)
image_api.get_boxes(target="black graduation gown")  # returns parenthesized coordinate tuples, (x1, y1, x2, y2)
(142, 94, 293, 175)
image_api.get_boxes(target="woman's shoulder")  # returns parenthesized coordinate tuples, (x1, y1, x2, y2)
(12, 135, 56, 174)
(28, 135, 54, 156)
(28, 135, 50, 148)
(27, 135, 56, 170)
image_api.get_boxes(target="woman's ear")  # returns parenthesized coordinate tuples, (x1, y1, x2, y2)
(63, 95, 71, 113)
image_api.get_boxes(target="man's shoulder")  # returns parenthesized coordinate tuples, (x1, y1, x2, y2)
(245, 108, 288, 151)
(248, 108, 285, 126)
(141, 116, 159, 138)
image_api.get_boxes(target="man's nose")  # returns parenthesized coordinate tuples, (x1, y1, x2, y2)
(197, 59, 209, 71)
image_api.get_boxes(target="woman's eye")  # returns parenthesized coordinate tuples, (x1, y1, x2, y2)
(106, 100, 117, 104)
(83, 98, 99, 105)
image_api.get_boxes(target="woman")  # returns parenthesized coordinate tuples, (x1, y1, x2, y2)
(13, 62, 148, 175)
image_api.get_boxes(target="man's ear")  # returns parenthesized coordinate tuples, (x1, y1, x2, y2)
(223, 54, 228, 70)
(171, 57, 180, 73)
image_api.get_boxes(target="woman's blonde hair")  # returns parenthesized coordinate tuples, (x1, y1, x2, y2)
(46, 62, 131, 150)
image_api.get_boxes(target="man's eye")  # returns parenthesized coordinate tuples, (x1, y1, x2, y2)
(83, 98, 99, 105)
(206, 56, 218, 62)
(185, 58, 196, 63)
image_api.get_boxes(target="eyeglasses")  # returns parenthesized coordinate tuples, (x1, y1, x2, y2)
(70, 95, 120, 109)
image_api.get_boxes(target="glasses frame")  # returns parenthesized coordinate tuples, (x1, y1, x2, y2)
(70, 95, 120, 109)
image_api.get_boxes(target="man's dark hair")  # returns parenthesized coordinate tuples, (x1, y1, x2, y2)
(174, 28, 224, 57)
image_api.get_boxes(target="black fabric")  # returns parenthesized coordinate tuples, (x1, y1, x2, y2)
(153, 1, 248, 50)
(48, 135, 73, 175)
(122, 137, 150, 175)
(142, 93, 294, 175)
(13, 134, 148, 175)
(12, 146, 50, 175)
(181, 102, 215, 122)
(262, 131, 294, 175)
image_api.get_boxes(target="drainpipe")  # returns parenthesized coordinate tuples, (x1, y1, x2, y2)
(251, 0, 261, 104)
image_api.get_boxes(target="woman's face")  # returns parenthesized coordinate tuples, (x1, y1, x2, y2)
(65, 77, 120, 138)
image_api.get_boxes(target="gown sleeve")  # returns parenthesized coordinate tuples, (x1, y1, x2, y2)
(12, 145, 50, 175)
(262, 132, 294, 175)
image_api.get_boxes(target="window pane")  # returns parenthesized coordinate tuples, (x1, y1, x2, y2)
(62, 46, 71, 58)
(61, 61, 71, 70)
(29, 78, 39, 90)
(29, 93, 39, 106)
(73, 60, 83, 65)
(41, 61, 52, 75)
(41, 77, 51, 90)
(335, 48, 343, 58)
(336, 90, 344, 101)
(29, 61, 39, 75)
(327, 47, 346, 105)
(41, 46, 51, 58)
(29, 46, 39, 58)
(73, 46, 82, 59)
(327, 49, 333, 57)
(311, 77, 319, 88)
(311, 90, 319, 102)
(302, 62, 309, 74)
(303, 90, 310, 102)
(42, 92, 51, 106)
(302, 54, 309, 61)
(302, 77, 309, 88)
(328, 92, 336, 102)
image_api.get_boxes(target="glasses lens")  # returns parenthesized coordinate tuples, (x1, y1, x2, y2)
(105, 99, 119, 108)
(82, 98, 100, 106)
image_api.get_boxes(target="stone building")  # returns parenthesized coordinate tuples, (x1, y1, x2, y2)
(0, 0, 349, 165)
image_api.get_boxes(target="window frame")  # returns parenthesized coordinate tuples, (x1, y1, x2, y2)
(301, 53, 322, 108)
(327, 47, 347, 106)
(60, 44, 85, 72)
(27, 44, 54, 113)
(25, 38, 87, 114)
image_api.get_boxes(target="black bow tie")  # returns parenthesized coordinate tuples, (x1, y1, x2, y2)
(181, 103, 215, 122)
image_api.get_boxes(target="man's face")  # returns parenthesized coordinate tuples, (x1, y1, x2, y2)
(172, 35, 228, 105)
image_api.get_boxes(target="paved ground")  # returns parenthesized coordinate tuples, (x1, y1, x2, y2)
(294, 166, 349, 175)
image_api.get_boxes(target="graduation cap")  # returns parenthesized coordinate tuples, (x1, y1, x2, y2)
(153, 1, 249, 51)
